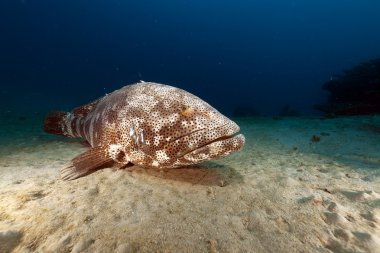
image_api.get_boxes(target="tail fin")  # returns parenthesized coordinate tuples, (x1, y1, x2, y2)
(44, 111, 74, 137)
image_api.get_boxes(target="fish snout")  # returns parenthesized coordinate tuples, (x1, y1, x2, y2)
(177, 119, 244, 161)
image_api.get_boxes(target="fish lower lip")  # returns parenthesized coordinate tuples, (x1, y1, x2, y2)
(190, 131, 241, 152)
(180, 132, 245, 159)
(172, 123, 241, 158)
(210, 132, 240, 143)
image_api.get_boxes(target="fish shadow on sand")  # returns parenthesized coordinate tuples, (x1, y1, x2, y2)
(125, 162, 243, 187)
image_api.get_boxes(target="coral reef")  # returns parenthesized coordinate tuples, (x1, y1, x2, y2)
(316, 57, 380, 115)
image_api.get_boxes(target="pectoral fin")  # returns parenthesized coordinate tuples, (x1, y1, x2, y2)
(61, 146, 114, 180)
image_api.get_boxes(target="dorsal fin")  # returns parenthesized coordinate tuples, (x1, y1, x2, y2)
(72, 98, 102, 118)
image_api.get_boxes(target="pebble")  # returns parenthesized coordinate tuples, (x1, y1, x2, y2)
(324, 212, 348, 226)
(298, 194, 323, 205)
(0, 230, 23, 253)
(208, 239, 218, 253)
(361, 211, 380, 223)
(230, 216, 245, 230)
(341, 191, 371, 201)
(312, 194, 324, 205)
(86, 186, 99, 196)
(352, 232, 380, 253)
(327, 202, 344, 212)
(115, 243, 133, 253)
(332, 172, 346, 179)
(333, 229, 352, 242)
(47, 234, 72, 252)
(72, 239, 94, 253)
(58, 234, 72, 246)
(281, 177, 300, 187)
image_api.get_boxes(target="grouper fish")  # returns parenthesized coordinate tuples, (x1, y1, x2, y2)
(44, 81, 245, 180)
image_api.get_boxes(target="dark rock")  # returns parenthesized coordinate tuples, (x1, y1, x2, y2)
(311, 135, 321, 143)
(315, 57, 380, 115)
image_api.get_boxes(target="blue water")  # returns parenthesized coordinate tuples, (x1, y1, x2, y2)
(1, 0, 380, 116)
(0, 3, 380, 251)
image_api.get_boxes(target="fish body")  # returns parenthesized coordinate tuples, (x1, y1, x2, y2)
(44, 82, 245, 180)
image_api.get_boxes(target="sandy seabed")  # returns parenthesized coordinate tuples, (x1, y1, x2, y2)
(0, 115, 379, 253)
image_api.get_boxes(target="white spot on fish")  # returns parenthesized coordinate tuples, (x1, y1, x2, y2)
(156, 150, 169, 162)
(139, 130, 145, 145)
(108, 144, 122, 160)
(153, 135, 162, 146)
(168, 114, 179, 124)
(129, 127, 135, 137)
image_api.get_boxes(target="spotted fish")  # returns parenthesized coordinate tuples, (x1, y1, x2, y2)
(44, 82, 245, 180)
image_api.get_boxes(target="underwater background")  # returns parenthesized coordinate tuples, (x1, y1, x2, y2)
(1, 0, 380, 116)
(1, 1, 380, 253)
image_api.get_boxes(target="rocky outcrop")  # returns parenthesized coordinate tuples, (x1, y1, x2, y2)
(316, 57, 380, 115)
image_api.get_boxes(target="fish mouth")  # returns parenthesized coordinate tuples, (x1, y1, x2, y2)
(195, 132, 242, 150)
(181, 132, 245, 162)
(179, 122, 245, 158)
